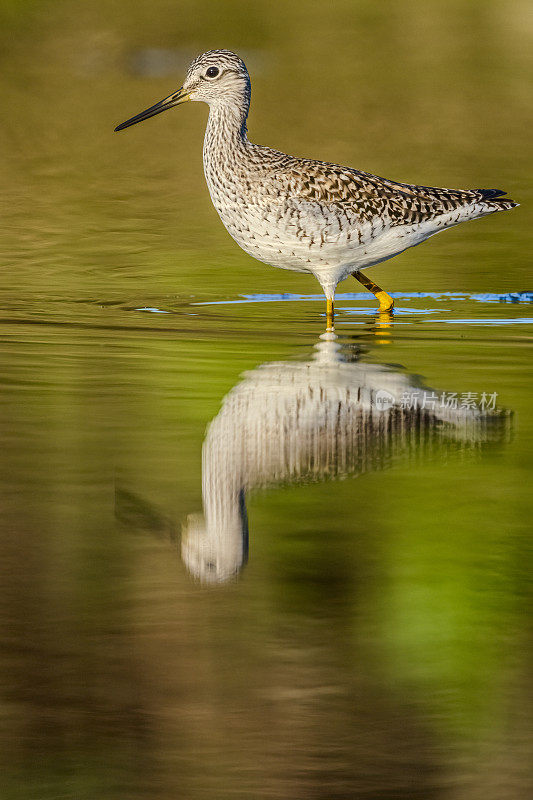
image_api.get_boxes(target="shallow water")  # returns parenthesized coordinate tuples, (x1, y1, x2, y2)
(1, 1, 532, 798)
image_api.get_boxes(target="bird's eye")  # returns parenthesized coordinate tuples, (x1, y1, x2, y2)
(206, 66, 219, 78)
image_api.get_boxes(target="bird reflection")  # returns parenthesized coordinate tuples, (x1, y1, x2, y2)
(182, 332, 509, 584)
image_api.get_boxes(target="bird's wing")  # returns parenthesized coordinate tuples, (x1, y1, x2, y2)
(247, 146, 515, 226)
(281, 158, 480, 225)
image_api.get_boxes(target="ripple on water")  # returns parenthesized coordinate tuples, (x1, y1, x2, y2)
(130, 291, 533, 325)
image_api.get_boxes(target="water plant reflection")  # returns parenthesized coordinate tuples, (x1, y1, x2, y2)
(182, 333, 510, 583)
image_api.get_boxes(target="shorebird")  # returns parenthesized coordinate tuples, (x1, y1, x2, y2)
(115, 50, 517, 328)
(181, 332, 509, 583)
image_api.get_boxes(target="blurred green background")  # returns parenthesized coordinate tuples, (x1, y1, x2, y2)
(0, 1, 531, 798)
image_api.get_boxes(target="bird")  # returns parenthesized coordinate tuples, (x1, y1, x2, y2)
(115, 49, 518, 328)
(181, 331, 510, 583)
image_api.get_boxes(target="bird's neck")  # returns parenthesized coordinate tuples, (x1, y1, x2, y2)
(203, 96, 250, 163)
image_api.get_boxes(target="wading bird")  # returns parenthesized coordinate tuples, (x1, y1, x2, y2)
(115, 50, 517, 328)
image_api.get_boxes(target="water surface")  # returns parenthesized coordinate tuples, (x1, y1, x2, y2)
(0, 1, 532, 798)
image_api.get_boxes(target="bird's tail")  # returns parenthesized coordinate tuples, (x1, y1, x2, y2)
(475, 188, 518, 211)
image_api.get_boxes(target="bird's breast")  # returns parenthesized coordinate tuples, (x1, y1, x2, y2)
(204, 164, 306, 269)
(204, 160, 351, 271)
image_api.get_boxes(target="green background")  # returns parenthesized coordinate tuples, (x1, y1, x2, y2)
(0, 1, 531, 798)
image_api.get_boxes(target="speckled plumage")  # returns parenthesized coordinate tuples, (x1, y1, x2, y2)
(117, 49, 518, 304)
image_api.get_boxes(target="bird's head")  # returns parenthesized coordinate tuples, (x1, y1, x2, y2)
(115, 49, 250, 132)
(183, 50, 250, 106)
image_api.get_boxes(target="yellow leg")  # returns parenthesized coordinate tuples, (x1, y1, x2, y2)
(326, 297, 334, 330)
(352, 270, 394, 312)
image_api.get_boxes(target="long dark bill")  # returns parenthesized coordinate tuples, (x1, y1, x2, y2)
(114, 88, 190, 132)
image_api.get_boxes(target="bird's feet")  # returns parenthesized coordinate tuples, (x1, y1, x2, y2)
(375, 291, 394, 313)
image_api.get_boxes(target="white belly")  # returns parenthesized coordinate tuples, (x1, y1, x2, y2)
(213, 196, 431, 278)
